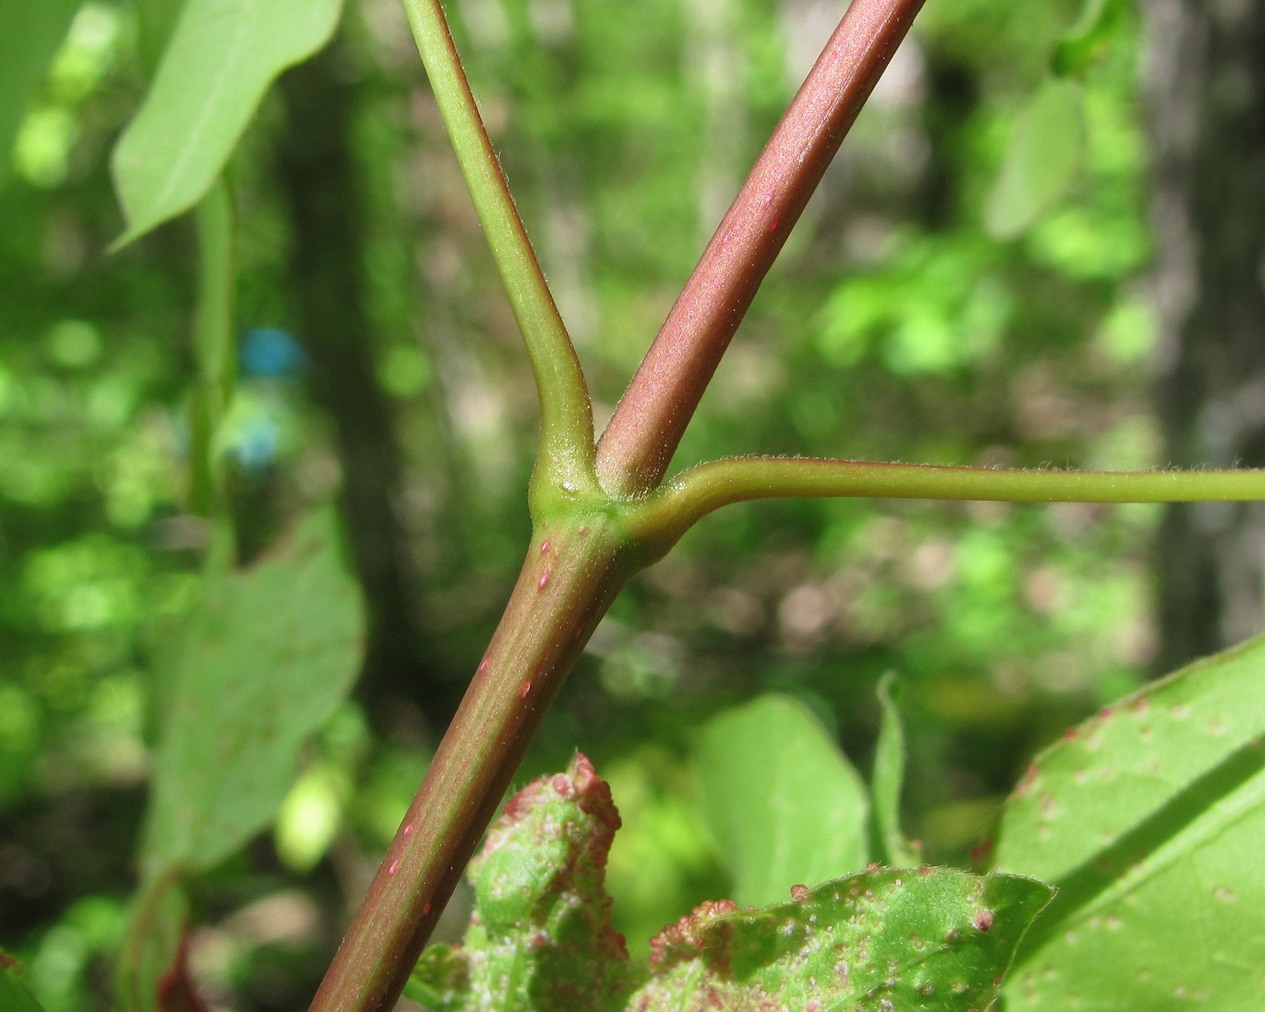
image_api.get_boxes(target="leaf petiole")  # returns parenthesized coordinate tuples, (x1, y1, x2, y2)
(621, 457, 1265, 552)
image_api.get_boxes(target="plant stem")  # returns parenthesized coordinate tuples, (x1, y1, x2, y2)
(594, 0, 927, 497)
(310, 517, 633, 1010)
(316, 2, 929, 1006)
(625, 458, 1265, 548)
(187, 177, 235, 526)
(402, 0, 594, 479)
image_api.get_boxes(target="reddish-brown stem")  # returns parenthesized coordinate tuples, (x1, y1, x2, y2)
(595, 0, 926, 496)
(311, 520, 632, 1009)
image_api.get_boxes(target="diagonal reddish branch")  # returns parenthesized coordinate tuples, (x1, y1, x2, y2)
(595, 0, 926, 497)
(313, 522, 634, 1010)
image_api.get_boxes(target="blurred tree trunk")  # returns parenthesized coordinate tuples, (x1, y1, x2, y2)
(277, 47, 436, 709)
(1146, 0, 1265, 673)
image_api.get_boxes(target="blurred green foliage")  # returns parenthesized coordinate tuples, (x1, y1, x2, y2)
(1, 0, 1160, 1006)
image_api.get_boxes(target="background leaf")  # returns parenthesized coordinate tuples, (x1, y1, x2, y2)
(993, 632, 1265, 1009)
(141, 509, 364, 876)
(0, 951, 47, 1012)
(984, 77, 1084, 240)
(870, 672, 919, 866)
(1052, 0, 1128, 77)
(110, 0, 343, 245)
(0, 0, 81, 183)
(695, 694, 869, 907)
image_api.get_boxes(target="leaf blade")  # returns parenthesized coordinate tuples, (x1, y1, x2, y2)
(695, 694, 870, 907)
(635, 867, 1054, 1011)
(984, 78, 1084, 240)
(141, 509, 364, 876)
(110, 0, 344, 246)
(994, 632, 1265, 1009)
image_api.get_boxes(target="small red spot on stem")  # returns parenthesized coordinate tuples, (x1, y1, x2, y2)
(538, 570, 551, 590)
(402, 824, 412, 838)
(477, 659, 489, 675)
(790, 884, 811, 901)
(540, 539, 551, 555)
(519, 680, 533, 700)
(972, 909, 995, 932)
(387, 859, 399, 876)
(421, 902, 432, 918)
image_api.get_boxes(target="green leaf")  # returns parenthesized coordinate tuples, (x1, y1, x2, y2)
(695, 693, 869, 907)
(141, 509, 364, 877)
(993, 632, 1265, 1009)
(984, 78, 1084, 240)
(0, 950, 47, 1012)
(0, 0, 81, 182)
(633, 867, 1053, 1011)
(871, 673, 919, 866)
(110, 0, 344, 246)
(408, 753, 636, 1011)
(409, 757, 1052, 1011)
(1052, 0, 1128, 77)
(405, 944, 469, 1012)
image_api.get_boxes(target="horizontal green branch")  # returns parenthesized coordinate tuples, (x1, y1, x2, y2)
(625, 457, 1265, 548)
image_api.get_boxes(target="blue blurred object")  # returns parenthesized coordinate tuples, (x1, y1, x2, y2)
(240, 327, 309, 378)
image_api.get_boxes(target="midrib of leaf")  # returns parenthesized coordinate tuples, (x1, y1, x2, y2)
(1057, 762, 1265, 931)
(153, 1, 255, 212)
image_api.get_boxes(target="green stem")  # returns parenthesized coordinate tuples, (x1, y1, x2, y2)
(402, 0, 595, 490)
(625, 457, 1265, 551)
(186, 176, 236, 565)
